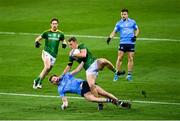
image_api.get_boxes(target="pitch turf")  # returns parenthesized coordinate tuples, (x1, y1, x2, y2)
(0, 0, 180, 120)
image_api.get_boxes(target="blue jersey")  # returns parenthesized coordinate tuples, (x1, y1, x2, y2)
(114, 18, 138, 44)
(57, 73, 84, 97)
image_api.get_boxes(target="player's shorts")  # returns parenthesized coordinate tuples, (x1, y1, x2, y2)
(81, 81, 90, 97)
(42, 50, 56, 66)
(86, 60, 98, 77)
(119, 44, 135, 52)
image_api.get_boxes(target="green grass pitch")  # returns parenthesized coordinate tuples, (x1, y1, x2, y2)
(0, 0, 180, 120)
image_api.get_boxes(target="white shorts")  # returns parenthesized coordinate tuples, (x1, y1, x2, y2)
(86, 60, 98, 77)
(42, 50, 56, 66)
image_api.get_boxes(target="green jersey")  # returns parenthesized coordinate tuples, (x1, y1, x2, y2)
(68, 44, 96, 70)
(41, 29, 64, 58)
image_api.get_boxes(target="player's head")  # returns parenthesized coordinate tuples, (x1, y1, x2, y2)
(50, 18, 59, 31)
(121, 8, 128, 20)
(49, 74, 60, 85)
(68, 37, 78, 49)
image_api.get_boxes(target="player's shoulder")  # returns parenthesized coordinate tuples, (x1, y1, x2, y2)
(116, 20, 123, 24)
(40, 29, 50, 37)
(57, 29, 64, 34)
(78, 43, 86, 49)
(128, 18, 136, 23)
(116, 19, 125, 26)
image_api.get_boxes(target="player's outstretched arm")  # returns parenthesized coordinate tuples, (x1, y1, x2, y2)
(61, 96, 68, 110)
(107, 30, 116, 45)
(70, 62, 84, 76)
(61, 64, 72, 76)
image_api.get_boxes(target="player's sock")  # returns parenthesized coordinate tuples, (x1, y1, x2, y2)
(37, 78, 43, 89)
(106, 98, 118, 105)
(106, 98, 112, 103)
(117, 70, 126, 76)
(33, 77, 40, 89)
(113, 68, 116, 73)
(38, 78, 42, 85)
(34, 77, 40, 83)
(128, 71, 132, 75)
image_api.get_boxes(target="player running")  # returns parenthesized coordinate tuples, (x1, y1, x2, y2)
(33, 18, 67, 89)
(49, 72, 131, 110)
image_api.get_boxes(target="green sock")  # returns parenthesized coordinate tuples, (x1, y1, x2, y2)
(38, 79, 42, 85)
(34, 77, 40, 83)
(113, 68, 116, 73)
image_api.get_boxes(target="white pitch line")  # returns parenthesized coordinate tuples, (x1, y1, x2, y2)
(0, 31, 180, 42)
(0, 92, 180, 106)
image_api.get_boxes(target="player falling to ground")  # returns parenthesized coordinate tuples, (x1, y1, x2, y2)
(62, 37, 116, 101)
(49, 72, 131, 110)
(106, 8, 139, 81)
(33, 18, 67, 89)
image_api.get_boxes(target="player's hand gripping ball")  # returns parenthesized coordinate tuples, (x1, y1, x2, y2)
(71, 49, 80, 57)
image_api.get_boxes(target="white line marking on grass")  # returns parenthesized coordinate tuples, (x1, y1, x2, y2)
(0, 92, 84, 99)
(0, 31, 180, 42)
(0, 92, 180, 106)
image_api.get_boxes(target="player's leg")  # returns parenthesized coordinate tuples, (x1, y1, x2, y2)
(86, 61, 105, 110)
(126, 51, 134, 81)
(96, 85, 118, 101)
(86, 60, 100, 97)
(96, 85, 131, 108)
(97, 58, 116, 73)
(35, 57, 52, 89)
(39, 57, 52, 83)
(84, 91, 118, 105)
(33, 51, 53, 89)
(84, 91, 131, 109)
(86, 74, 99, 97)
(84, 92, 106, 102)
(81, 81, 103, 110)
(96, 85, 120, 105)
(114, 50, 125, 81)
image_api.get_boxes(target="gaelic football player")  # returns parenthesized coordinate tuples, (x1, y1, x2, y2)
(33, 18, 67, 89)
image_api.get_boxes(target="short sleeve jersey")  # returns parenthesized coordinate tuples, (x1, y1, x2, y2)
(57, 73, 84, 97)
(41, 29, 64, 58)
(68, 44, 96, 70)
(114, 18, 138, 44)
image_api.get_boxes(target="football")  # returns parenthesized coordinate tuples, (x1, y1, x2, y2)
(71, 49, 80, 56)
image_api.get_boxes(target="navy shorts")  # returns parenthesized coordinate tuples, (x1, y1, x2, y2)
(81, 81, 90, 97)
(119, 44, 135, 52)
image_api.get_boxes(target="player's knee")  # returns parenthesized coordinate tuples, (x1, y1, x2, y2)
(45, 65, 52, 71)
(128, 57, 133, 62)
(84, 93, 94, 102)
(89, 85, 96, 93)
(90, 84, 96, 89)
(117, 55, 123, 61)
(97, 59, 107, 68)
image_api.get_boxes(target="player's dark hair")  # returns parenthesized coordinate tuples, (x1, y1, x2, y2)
(50, 18, 59, 23)
(68, 37, 77, 42)
(121, 8, 128, 13)
(48, 74, 57, 82)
